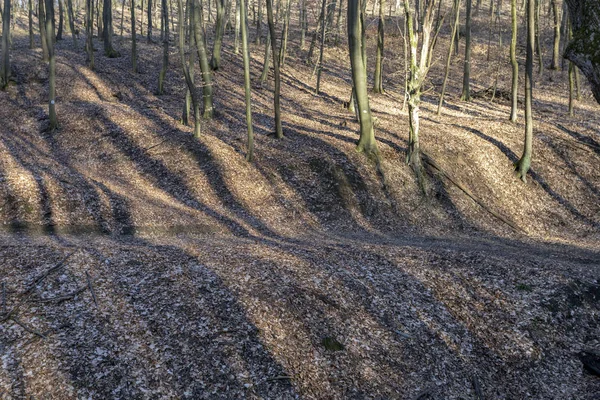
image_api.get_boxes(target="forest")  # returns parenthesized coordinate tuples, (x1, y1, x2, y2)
(0, 0, 599, 398)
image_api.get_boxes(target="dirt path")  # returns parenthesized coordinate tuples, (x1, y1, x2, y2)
(1, 231, 598, 399)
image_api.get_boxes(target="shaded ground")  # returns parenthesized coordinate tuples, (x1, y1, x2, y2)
(0, 232, 599, 399)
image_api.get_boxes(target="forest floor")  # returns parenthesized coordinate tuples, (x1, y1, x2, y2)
(1, 4, 600, 399)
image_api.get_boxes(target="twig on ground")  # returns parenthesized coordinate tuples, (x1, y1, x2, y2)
(24, 252, 76, 295)
(1, 282, 5, 314)
(267, 376, 292, 381)
(12, 316, 47, 339)
(472, 375, 483, 399)
(86, 272, 98, 307)
(38, 286, 88, 303)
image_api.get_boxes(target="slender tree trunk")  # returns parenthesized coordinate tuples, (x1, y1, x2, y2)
(510, 0, 518, 121)
(514, 0, 534, 182)
(461, 0, 472, 101)
(234, 0, 240, 53)
(315, 0, 327, 93)
(349, 0, 378, 156)
(255, 0, 261, 44)
(178, 0, 200, 136)
(158, 0, 169, 92)
(147, 0, 153, 40)
(300, 0, 306, 48)
(437, 0, 460, 114)
(210, 0, 225, 69)
(39, 0, 50, 61)
(141, 0, 144, 35)
(29, 0, 34, 49)
(0, 0, 10, 88)
(131, 0, 138, 71)
(67, 0, 78, 46)
(373, 0, 385, 93)
(120, 0, 125, 37)
(45, 0, 58, 130)
(192, 0, 214, 118)
(550, 0, 560, 69)
(278, 0, 290, 66)
(240, 0, 254, 160)
(260, 33, 271, 83)
(265, 0, 283, 137)
(535, 0, 543, 74)
(335, 0, 343, 45)
(103, 0, 120, 55)
(57, 0, 64, 40)
(86, 0, 95, 68)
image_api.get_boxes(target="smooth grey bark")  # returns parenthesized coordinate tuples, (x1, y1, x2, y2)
(67, 0, 78, 47)
(177, 0, 200, 136)
(40, 0, 49, 61)
(148, 0, 153, 40)
(510, 0, 518, 121)
(373, 0, 385, 93)
(240, 0, 254, 160)
(29, 0, 34, 49)
(192, 0, 214, 118)
(315, 0, 327, 94)
(349, 0, 378, 156)
(550, 0, 560, 69)
(86, 0, 95, 69)
(210, 0, 226, 69)
(131, 0, 138, 71)
(103, 0, 120, 56)
(0, 0, 9, 88)
(57, 0, 64, 40)
(278, 0, 290, 66)
(514, 0, 534, 182)
(260, 33, 271, 83)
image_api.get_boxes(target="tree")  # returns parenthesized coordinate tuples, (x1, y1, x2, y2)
(28, 0, 33, 49)
(45, 0, 58, 130)
(177, 0, 200, 136)
(131, 0, 138, 72)
(239, 0, 254, 160)
(265, 0, 283, 138)
(315, 0, 328, 94)
(0, 0, 10, 88)
(210, 0, 226, 69)
(437, 0, 460, 114)
(550, 0, 560, 70)
(461, 0, 472, 101)
(148, 0, 153, 40)
(103, 0, 120, 57)
(564, 0, 600, 103)
(192, 0, 214, 119)
(373, 0, 385, 93)
(57, 0, 64, 40)
(66, 0, 78, 47)
(509, 0, 518, 121)
(348, 0, 378, 156)
(158, 0, 169, 93)
(514, 0, 534, 182)
(404, 0, 437, 185)
(86, 0, 95, 69)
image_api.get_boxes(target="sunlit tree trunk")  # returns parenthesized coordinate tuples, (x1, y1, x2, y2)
(514, 0, 534, 182)
(158, 0, 169, 92)
(39, 0, 50, 61)
(192, 0, 214, 118)
(509, 0, 518, 121)
(373, 0, 385, 93)
(437, 0, 460, 114)
(461, 0, 472, 101)
(550, 0, 560, 69)
(29, 0, 34, 49)
(177, 0, 200, 136)
(210, 0, 226, 69)
(349, 0, 378, 156)
(240, 0, 254, 160)
(315, 0, 327, 94)
(86, 0, 95, 69)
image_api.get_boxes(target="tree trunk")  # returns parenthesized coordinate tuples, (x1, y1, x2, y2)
(67, 0, 78, 47)
(265, 0, 283, 137)
(103, 0, 120, 56)
(550, 0, 560, 69)
(131, 0, 138, 71)
(29, 0, 34, 49)
(564, 0, 600, 103)
(315, 0, 327, 94)
(234, 0, 240, 53)
(210, 0, 226, 69)
(260, 33, 271, 83)
(373, 0, 385, 93)
(148, 0, 153, 40)
(39, 0, 50, 61)
(278, 0, 291, 66)
(239, 0, 254, 160)
(86, 0, 95, 69)
(510, 0, 518, 121)
(535, 0, 543, 74)
(514, 0, 534, 182)
(437, 0, 460, 115)
(57, 0, 64, 40)
(177, 0, 201, 136)
(1, 0, 10, 88)
(158, 0, 169, 92)
(349, 0, 378, 156)
(45, 0, 58, 130)
(461, 0, 472, 101)
(192, 0, 214, 118)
